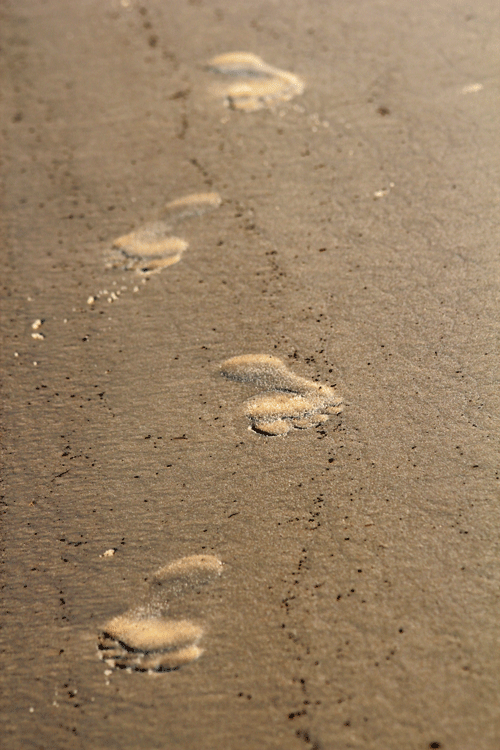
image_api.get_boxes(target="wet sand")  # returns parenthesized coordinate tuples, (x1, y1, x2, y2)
(1, 1, 499, 748)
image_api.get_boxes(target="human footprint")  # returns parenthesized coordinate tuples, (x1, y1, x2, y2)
(98, 554, 223, 672)
(109, 192, 221, 274)
(207, 52, 304, 112)
(220, 354, 343, 436)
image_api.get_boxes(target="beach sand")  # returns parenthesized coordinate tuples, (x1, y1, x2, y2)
(1, 1, 499, 748)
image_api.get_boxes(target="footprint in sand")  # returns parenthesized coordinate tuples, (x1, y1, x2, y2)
(108, 192, 221, 274)
(220, 354, 343, 436)
(207, 52, 304, 112)
(98, 554, 223, 672)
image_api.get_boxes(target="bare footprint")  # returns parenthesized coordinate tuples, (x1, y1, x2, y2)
(98, 554, 223, 672)
(109, 192, 221, 274)
(207, 52, 305, 112)
(220, 354, 343, 436)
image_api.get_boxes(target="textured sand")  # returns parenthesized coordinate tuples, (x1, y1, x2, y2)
(1, 1, 499, 749)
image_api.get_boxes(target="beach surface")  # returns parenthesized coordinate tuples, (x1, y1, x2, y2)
(1, 1, 499, 748)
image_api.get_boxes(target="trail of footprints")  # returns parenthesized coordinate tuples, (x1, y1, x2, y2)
(220, 354, 343, 436)
(98, 52, 340, 675)
(107, 51, 304, 274)
(98, 555, 223, 672)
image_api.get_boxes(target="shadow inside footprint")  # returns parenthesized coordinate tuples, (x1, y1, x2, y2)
(207, 52, 304, 112)
(220, 354, 343, 436)
(98, 554, 223, 672)
(109, 192, 221, 274)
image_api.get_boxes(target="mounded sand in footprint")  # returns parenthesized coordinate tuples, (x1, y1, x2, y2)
(98, 554, 223, 672)
(153, 554, 224, 587)
(164, 192, 222, 219)
(220, 354, 343, 436)
(207, 52, 304, 112)
(112, 224, 188, 272)
(109, 192, 221, 274)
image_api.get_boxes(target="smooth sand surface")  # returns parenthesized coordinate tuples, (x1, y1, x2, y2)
(1, 1, 499, 748)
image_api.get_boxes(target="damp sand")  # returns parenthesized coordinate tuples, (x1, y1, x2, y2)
(1, 1, 500, 749)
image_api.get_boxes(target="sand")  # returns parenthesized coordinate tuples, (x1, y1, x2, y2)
(1, 1, 499, 748)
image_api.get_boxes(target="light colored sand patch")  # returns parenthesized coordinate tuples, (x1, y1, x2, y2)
(207, 52, 304, 112)
(220, 353, 306, 391)
(113, 226, 187, 257)
(165, 192, 222, 219)
(97, 554, 223, 673)
(220, 354, 343, 436)
(208, 52, 275, 76)
(250, 418, 291, 436)
(245, 391, 327, 420)
(98, 618, 204, 671)
(101, 616, 203, 652)
(111, 222, 187, 274)
(154, 554, 223, 584)
(461, 82, 484, 94)
(220, 353, 338, 398)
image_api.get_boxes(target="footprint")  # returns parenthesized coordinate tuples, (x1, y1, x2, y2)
(207, 52, 305, 112)
(111, 224, 188, 273)
(109, 191, 221, 274)
(220, 354, 343, 436)
(98, 554, 223, 672)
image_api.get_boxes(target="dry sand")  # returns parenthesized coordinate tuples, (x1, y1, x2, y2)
(1, 1, 499, 748)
